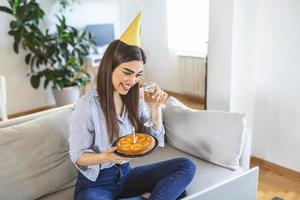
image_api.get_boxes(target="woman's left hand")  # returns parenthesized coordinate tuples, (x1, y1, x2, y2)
(151, 85, 168, 107)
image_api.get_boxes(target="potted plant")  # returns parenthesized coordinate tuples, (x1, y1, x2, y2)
(0, 0, 96, 106)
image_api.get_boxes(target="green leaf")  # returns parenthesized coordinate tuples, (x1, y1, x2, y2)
(88, 32, 92, 40)
(13, 42, 19, 53)
(44, 79, 50, 89)
(25, 53, 31, 64)
(53, 81, 63, 91)
(0, 6, 13, 15)
(8, 30, 16, 36)
(13, 0, 19, 14)
(30, 74, 40, 89)
(71, 27, 77, 37)
(35, 58, 41, 68)
(79, 56, 83, 65)
(30, 56, 36, 69)
(75, 79, 83, 87)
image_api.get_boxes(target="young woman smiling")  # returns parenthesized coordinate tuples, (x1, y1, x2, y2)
(68, 13, 196, 200)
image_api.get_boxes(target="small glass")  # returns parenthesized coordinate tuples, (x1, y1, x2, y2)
(143, 82, 157, 127)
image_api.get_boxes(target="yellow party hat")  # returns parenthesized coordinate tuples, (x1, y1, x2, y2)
(120, 12, 141, 47)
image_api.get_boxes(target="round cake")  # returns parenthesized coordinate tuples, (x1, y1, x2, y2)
(116, 133, 155, 155)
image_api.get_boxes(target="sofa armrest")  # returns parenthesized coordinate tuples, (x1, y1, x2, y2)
(0, 104, 75, 128)
(239, 128, 252, 171)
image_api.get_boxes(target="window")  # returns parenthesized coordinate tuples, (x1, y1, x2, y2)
(167, 0, 209, 57)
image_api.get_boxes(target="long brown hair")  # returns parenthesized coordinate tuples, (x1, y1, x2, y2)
(97, 40, 146, 143)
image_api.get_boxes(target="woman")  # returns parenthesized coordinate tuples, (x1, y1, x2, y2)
(68, 39, 196, 200)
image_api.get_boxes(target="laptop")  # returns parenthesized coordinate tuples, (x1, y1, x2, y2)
(182, 167, 259, 200)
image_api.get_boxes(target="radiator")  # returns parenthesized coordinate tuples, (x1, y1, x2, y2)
(179, 56, 207, 98)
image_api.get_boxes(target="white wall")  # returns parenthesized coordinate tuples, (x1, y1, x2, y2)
(251, 0, 300, 172)
(206, 0, 234, 111)
(0, 0, 120, 115)
(230, 0, 260, 131)
(209, 0, 300, 172)
(120, 0, 181, 93)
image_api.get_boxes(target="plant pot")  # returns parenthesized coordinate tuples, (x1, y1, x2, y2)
(52, 86, 80, 106)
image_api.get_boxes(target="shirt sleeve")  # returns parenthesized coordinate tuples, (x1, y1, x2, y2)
(139, 100, 165, 147)
(68, 97, 100, 180)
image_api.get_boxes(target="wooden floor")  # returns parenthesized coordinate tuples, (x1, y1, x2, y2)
(251, 159, 300, 200)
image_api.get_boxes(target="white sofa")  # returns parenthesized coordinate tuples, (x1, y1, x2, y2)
(0, 100, 251, 200)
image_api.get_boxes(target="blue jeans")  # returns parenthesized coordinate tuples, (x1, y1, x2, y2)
(74, 157, 196, 200)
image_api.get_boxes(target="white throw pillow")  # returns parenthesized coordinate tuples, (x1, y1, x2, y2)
(162, 97, 246, 170)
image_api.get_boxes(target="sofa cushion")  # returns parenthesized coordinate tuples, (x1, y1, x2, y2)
(0, 109, 77, 200)
(162, 97, 246, 170)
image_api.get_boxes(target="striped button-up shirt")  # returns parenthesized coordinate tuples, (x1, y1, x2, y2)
(68, 87, 165, 181)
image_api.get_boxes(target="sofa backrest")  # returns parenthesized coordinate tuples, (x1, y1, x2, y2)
(0, 105, 77, 200)
(0, 104, 74, 129)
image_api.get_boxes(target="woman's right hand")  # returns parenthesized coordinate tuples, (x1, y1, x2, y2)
(104, 146, 135, 164)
